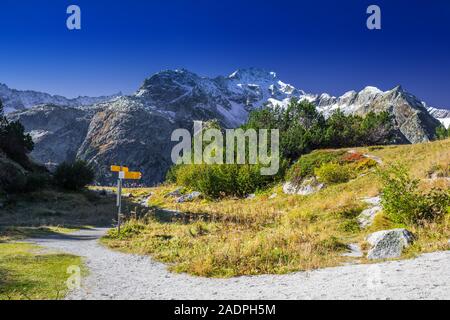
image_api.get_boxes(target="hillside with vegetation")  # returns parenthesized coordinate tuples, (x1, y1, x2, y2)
(1, 97, 449, 296)
(102, 123, 449, 277)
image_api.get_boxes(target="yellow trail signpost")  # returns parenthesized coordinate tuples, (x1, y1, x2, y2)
(111, 165, 129, 173)
(110, 165, 142, 233)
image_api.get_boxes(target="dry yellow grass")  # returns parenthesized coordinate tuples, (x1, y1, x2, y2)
(101, 139, 450, 277)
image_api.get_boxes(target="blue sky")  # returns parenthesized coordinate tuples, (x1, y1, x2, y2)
(1, 0, 449, 107)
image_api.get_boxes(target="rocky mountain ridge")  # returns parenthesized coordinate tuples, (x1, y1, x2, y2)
(5, 68, 447, 185)
(0, 83, 121, 113)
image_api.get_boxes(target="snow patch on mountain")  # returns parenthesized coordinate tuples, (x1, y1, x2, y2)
(426, 106, 450, 128)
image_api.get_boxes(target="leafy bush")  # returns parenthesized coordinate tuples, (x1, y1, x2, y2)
(286, 150, 345, 185)
(53, 161, 95, 191)
(379, 164, 450, 225)
(314, 162, 353, 184)
(171, 163, 285, 198)
(351, 158, 378, 171)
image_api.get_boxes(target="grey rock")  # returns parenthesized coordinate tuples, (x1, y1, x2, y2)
(140, 196, 152, 207)
(246, 193, 256, 199)
(283, 177, 324, 196)
(361, 196, 381, 206)
(358, 206, 382, 228)
(367, 229, 414, 260)
(269, 193, 277, 199)
(176, 191, 202, 203)
(341, 243, 364, 258)
(282, 181, 298, 195)
(165, 188, 183, 198)
(357, 196, 382, 228)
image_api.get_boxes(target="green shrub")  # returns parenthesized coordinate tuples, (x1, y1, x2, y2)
(53, 161, 95, 191)
(379, 164, 450, 225)
(286, 150, 345, 185)
(105, 220, 145, 240)
(314, 162, 353, 184)
(435, 125, 449, 140)
(350, 158, 378, 172)
(170, 163, 285, 198)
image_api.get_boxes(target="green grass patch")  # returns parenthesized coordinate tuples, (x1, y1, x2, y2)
(0, 242, 83, 300)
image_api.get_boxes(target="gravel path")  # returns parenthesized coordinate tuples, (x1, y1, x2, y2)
(31, 228, 450, 300)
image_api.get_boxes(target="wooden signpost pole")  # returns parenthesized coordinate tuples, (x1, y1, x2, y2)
(117, 170, 123, 234)
(110, 165, 142, 235)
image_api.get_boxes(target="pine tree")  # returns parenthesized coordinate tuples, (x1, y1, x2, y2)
(0, 99, 7, 133)
(436, 125, 449, 140)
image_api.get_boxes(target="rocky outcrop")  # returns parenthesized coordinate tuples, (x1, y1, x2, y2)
(366, 229, 414, 260)
(282, 177, 324, 196)
(357, 196, 382, 228)
(176, 191, 202, 203)
(76, 100, 179, 185)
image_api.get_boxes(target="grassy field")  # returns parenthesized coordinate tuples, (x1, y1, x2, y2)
(0, 227, 84, 300)
(0, 189, 116, 300)
(102, 139, 450, 277)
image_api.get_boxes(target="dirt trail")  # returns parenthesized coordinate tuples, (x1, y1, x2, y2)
(31, 228, 450, 300)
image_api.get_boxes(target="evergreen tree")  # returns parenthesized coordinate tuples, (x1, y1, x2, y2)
(436, 125, 449, 140)
(0, 98, 34, 163)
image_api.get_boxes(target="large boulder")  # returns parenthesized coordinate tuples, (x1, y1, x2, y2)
(366, 229, 414, 260)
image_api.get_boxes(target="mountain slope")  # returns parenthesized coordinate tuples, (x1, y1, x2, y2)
(427, 106, 450, 128)
(0, 83, 121, 113)
(6, 68, 446, 185)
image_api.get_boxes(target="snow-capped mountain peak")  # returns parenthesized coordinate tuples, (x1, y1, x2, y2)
(426, 106, 450, 128)
(228, 68, 277, 82)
